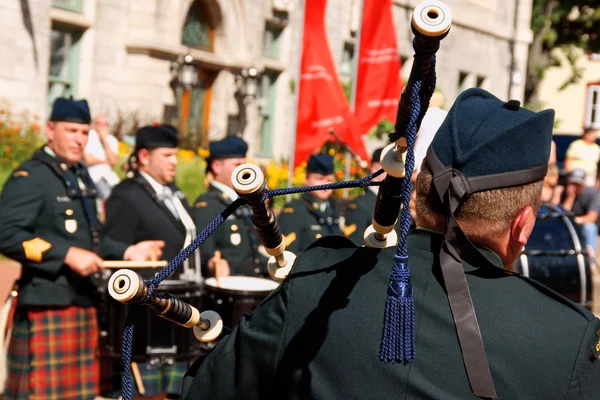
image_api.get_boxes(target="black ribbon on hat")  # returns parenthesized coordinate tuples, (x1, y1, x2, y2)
(426, 147, 548, 398)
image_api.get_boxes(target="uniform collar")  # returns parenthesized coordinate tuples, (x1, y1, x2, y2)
(210, 180, 239, 201)
(413, 228, 504, 270)
(301, 192, 330, 212)
(43, 146, 74, 171)
(139, 170, 169, 196)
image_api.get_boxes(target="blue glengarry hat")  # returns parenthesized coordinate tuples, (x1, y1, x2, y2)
(50, 97, 91, 124)
(307, 154, 334, 175)
(422, 88, 554, 398)
(209, 136, 248, 159)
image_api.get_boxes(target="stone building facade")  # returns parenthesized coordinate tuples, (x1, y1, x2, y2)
(0, 0, 533, 161)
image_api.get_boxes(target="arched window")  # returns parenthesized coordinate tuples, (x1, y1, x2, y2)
(182, 1, 214, 52)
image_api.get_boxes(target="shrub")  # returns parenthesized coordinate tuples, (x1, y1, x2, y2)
(0, 99, 44, 172)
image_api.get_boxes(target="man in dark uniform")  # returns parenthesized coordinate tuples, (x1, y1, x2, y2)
(192, 136, 267, 277)
(181, 88, 600, 399)
(104, 124, 199, 397)
(278, 154, 342, 254)
(343, 147, 387, 243)
(105, 124, 198, 274)
(0, 98, 164, 400)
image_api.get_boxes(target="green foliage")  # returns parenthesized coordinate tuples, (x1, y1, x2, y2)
(0, 100, 45, 171)
(526, 0, 600, 106)
(368, 119, 395, 141)
(340, 80, 352, 103)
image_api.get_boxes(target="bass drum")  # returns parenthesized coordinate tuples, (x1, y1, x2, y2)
(513, 203, 593, 310)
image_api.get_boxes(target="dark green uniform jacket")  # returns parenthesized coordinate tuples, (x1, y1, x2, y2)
(278, 193, 342, 254)
(182, 230, 600, 399)
(192, 184, 267, 277)
(0, 148, 128, 307)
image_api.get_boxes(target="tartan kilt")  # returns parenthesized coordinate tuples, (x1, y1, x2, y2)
(4, 305, 100, 400)
(105, 360, 189, 398)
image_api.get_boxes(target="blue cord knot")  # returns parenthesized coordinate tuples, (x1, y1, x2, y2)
(144, 281, 156, 304)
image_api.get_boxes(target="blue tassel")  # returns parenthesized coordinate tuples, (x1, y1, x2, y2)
(378, 255, 416, 363)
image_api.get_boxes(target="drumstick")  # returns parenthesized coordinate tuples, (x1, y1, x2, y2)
(131, 361, 146, 395)
(151, 246, 158, 262)
(102, 260, 168, 268)
(214, 250, 222, 288)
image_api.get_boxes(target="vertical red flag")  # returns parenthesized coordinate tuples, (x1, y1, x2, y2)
(353, 0, 402, 136)
(294, 0, 368, 168)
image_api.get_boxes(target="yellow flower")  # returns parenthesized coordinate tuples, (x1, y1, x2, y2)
(328, 148, 335, 156)
(197, 148, 210, 158)
(178, 149, 195, 162)
(118, 141, 131, 157)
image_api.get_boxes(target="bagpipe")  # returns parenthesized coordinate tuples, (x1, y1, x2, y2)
(108, 1, 451, 398)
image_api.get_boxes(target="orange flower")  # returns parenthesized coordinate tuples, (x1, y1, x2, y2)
(5, 146, 12, 154)
(335, 170, 344, 179)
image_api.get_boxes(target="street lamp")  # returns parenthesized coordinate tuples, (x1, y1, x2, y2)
(179, 54, 198, 88)
(236, 67, 262, 100)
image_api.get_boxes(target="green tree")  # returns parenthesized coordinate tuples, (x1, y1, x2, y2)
(526, 0, 600, 109)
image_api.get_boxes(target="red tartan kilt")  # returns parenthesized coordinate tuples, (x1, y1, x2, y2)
(5, 305, 100, 400)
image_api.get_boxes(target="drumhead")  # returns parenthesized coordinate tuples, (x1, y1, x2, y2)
(204, 276, 280, 292)
(156, 280, 200, 291)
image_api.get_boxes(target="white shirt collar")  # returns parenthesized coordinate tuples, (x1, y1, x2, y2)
(139, 170, 169, 195)
(210, 180, 239, 201)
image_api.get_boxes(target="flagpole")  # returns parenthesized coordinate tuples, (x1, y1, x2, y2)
(286, 0, 306, 201)
(344, 0, 364, 200)
(349, 0, 365, 112)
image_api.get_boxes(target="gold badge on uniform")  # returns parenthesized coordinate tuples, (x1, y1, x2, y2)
(195, 201, 208, 208)
(283, 207, 295, 214)
(593, 329, 600, 360)
(283, 232, 296, 247)
(13, 170, 29, 178)
(22, 238, 52, 263)
(230, 233, 241, 246)
(343, 224, 357, 237)
(65, 219, 78, 233)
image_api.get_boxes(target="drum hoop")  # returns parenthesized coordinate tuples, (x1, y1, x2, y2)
(204, 276, 279, 295)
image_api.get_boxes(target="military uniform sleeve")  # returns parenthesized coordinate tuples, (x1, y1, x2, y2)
(181, 279, 289, 399)
(0, 170, 71, 274)
(565, 317, 600, 399)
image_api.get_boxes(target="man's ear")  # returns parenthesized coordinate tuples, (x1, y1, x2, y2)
(45, 122, 55, 142)
(137, 149, 150, 167)
(211, 159, 222, 176)
(510, 205, 535, 246)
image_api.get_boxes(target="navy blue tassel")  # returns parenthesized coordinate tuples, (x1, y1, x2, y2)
(379, 255, 415, 363)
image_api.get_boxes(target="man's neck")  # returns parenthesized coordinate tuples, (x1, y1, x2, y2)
(44, 145, 74, 167)
(139, 170, 166, 194)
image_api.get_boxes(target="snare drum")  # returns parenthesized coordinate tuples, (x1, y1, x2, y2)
(513, 204, 593, 310)
(202, 276, 280, 328)
(104, 280, 204, 363)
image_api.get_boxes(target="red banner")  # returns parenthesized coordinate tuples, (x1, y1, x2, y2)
(353, 0, 402, 136)
(294, 0, 367, 168)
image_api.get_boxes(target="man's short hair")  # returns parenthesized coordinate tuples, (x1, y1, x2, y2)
(416, 159, 543, 241)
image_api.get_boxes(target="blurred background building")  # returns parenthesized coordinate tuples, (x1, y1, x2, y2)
(0, 0, 532, 161)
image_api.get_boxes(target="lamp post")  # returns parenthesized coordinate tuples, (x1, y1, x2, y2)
(179, 54, 199, 88)
(236, 67, 261, 102)
(233, 66, 262, 137)
(171, 54, 200, 146)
